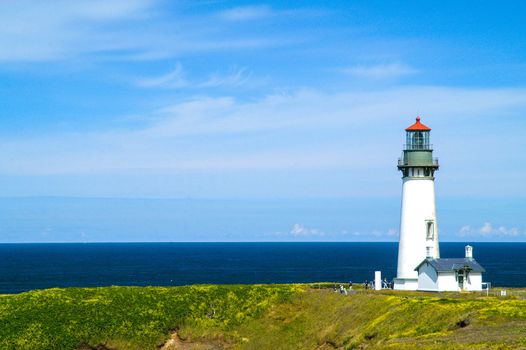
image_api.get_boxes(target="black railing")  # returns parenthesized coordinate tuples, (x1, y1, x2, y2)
(398, 158, 439, 167)
(404, 143, 433, 150)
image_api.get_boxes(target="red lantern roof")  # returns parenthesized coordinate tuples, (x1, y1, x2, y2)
(405, 116, 431, 131)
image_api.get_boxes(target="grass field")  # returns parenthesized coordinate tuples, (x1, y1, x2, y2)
(1, 284, 526, 349)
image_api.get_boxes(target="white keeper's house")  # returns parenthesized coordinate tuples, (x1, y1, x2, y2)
(393, 117, 486, 292)
(414, 245, 485, 292)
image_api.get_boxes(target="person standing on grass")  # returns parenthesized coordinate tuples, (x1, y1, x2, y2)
(349, 280, 353, 290)
(364, 280, 368, 290)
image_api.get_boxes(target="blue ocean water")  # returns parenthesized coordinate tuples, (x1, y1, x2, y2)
(0, 242, 524, 294)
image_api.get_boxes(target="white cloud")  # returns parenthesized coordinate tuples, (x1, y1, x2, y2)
(147, 85, 526, 137)
(289, 224, 325, 237)
(387, 228, 398, 237)
(218, 5, 273, 21)
(371, 228, 398, 238)
(459, 225, 472, 236)
(480, 222, 493, 235)
(338, 228, 397, 240)
(343, 63, 418, 79)
(459, 222, 522, 237)
(1, 85, 526, 176)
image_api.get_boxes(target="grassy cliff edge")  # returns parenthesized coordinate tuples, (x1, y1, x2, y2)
(1, 284, 526, 349)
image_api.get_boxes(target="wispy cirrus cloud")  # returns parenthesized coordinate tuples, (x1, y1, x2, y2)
(0, 0, 155, 61)
(198, 67, 252, 88)
(343, 63, 418, 79)
(218, 5, 274, 21)
(0, 1, 294, 62)
(135, 63, 187, 88)
(135, 64, 251, 89)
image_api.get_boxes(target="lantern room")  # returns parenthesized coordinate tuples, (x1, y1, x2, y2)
(405, 117, 431, 150)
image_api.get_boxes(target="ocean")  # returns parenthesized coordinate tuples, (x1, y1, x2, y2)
(0, 242, 524, 294)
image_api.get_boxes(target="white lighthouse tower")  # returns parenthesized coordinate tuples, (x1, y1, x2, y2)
(394, 117, 440, 291)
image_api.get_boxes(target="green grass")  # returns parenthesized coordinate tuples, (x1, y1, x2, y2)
(0, 284, 302, 350)
(1, 284, 526, 349)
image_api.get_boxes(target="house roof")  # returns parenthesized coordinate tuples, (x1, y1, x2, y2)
(415, 258, 486, 273)
(405, 116, 431, 131)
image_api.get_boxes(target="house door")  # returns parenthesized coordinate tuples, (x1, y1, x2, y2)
(458, 270, 464, 290)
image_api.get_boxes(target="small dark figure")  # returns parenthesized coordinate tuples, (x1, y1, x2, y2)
(382, 278, 388, 289)
(364, 280, 368, 290)
(339, 284, 344, 294)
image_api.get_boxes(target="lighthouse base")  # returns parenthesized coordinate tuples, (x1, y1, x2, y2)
(393, 278, 418, 291)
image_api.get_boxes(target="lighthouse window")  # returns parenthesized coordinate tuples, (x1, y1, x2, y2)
(424, 168, 430, 176)
(426, 221, 435, 240)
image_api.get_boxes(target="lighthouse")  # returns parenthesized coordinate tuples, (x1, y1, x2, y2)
(394, 117, 440, 291)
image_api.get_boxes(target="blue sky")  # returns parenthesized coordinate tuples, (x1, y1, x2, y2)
(1, 0, 526, 242)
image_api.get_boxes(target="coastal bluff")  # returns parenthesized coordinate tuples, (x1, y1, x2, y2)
(1, 284, 526, 349)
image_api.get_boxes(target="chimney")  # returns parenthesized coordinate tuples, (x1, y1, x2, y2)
(465, 245, 473, 260)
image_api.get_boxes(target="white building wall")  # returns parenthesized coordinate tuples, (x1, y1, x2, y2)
(437, 272, 458, 292)
(465, 272, 483, 291)
(417, 262, 438, 291)
(393, 278, 418, 290)
(396, 178, 439, 289)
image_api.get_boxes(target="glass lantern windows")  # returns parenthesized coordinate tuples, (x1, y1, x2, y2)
(406, 130, 430, 150)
